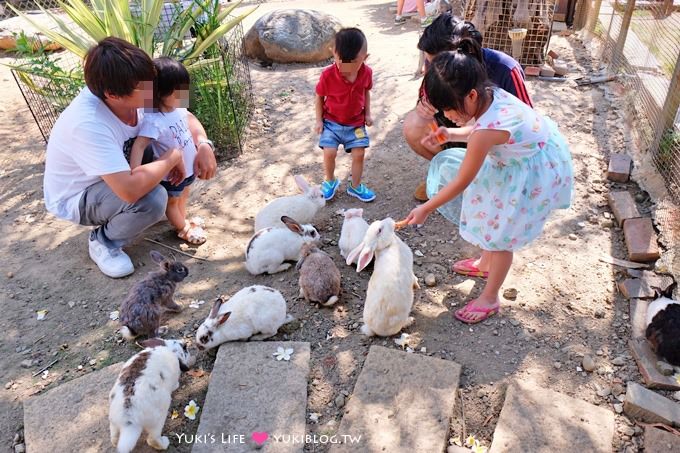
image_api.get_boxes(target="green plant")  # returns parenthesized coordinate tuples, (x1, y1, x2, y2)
(190, 48, 250, 159)
(9, 31, 84, 112)
(7, 0, 256, 63)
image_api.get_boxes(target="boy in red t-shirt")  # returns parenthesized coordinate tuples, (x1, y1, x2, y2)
(315, 28, 375, 202)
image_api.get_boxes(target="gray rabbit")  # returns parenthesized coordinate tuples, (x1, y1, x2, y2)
(119, 251, 188, 340)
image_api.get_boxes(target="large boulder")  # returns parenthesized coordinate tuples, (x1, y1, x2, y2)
(244, 9, 342, 64)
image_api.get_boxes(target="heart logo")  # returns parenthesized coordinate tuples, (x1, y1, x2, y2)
(251, 432, 269, 445)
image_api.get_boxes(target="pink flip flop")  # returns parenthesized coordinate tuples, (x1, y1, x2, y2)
(454, 299, 500, 324)
(452, 258, 489, 278)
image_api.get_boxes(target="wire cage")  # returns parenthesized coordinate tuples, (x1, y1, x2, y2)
(463, 0, 556, 65)
(8, 7, 253, 159)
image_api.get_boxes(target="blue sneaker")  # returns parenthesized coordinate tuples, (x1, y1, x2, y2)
(347, 182, 376, 202)
(321, 178, 340, 200)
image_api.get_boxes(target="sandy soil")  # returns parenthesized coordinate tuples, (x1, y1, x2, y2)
(0, 1, 671, 452)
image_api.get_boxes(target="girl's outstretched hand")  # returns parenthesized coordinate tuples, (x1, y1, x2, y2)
(406, 205, 432, 226)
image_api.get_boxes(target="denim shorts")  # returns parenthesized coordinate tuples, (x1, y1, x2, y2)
(319, 119, 369, 152)
(160, 174, 196, 197)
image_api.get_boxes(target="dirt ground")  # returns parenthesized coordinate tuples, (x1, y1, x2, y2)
(0, 1, 671, 452)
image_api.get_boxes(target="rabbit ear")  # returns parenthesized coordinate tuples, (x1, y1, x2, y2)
(209, 298, 223, 319)
(356, 246, 374, 272)
(218, 311, 232, 326)
(281, 216, 303, 235)
(150, 250, 165, 264)
(294, 175, 310, 192)
(295, 254, 307, 271)
(140, 338, 166, 349)
(346, 242, 364, 266)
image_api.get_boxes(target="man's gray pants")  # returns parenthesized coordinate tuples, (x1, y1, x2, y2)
(78, 180, 168, 249)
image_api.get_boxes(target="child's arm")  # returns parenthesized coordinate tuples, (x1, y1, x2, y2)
(130, 136, 152, 169)
(314, 94, 324, 134)
(364, 90, 373, 127)
(406, 129, 509, 225)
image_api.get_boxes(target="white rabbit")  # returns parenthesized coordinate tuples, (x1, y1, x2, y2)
(338, 208, 369, 264)
(109, 338, 194, 453)
(195, 286, 293, 350)
(245, 216, 320, 275)
(254, 175, 326, 231)
(346, 218, 419, 337)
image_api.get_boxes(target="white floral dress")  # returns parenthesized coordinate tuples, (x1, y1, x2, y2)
(427, 88, 573, 251)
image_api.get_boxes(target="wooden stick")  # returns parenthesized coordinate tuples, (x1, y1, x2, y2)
(33, 335, 46, 345)
(32, 358, 59, 377)
(459, 388, 467, 439)
(599, 254, 649, 269)
(144, 238, 210, 261)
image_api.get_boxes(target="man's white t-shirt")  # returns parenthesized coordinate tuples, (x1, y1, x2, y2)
(139, 108, 196, 181)
(44, 88, 140, 223)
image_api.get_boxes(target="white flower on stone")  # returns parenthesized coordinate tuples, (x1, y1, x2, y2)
(109, 310, 119, 321)
(309, 412, 321, 423)
(273, 346, 294, 361)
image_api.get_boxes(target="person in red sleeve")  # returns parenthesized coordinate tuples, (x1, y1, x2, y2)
(404, 14, 533, 201)
(315, 27, 375, 202)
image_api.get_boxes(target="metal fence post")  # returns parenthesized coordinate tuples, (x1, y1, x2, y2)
(610, 0, 636, 72)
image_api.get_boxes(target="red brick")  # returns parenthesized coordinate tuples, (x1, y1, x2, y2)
(607, 191, 641, 226)
(618, 279, 656, 299)
(629, 339, 680, 390)
(624, 217, 660, 262)
(644, 426, 680, 452)
(607, 153, 632, 182)
(525, 66, 541, 77)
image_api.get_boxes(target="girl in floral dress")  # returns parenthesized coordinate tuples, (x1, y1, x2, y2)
(405, 38, 573, 324)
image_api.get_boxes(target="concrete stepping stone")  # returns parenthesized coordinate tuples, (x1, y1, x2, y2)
(489, 380, 615, 453)
(624, 382, 680, 426)
(192, 342, 310, 453)
(629, 339, 680, 390)
(607, 153, 632, 182)
(330, 346, 461, 453)
(607, 191, 641, 226)
(23, 363, 157, 453)
(624, 218, 660, 262)
(644, 426, 680, 452)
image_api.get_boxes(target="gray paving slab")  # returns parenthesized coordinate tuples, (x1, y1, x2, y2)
(645, 426, 680, 452)
(23, 362, 158, 453)
(330, 346, 461, 453)
(624, 382, 680, 426)
(192, 342, 310, 453)
(489, 380, 615, 453)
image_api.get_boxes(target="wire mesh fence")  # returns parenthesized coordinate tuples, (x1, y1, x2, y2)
(0, 0, 62, 19)
(579, 0, 680, 201)
(6, 4, 253, 159)
(578, 0, 680, 278)
(463, 0, 556, 65)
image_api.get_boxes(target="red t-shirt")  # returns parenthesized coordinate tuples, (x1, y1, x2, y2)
(316, 63, 373, 127)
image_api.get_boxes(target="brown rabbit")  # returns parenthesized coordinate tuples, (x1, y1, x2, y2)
(119, 251, 188, 340)
(296, 243, 341, 306)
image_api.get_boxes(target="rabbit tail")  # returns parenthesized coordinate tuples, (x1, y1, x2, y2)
(120, 326, 136, 341)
